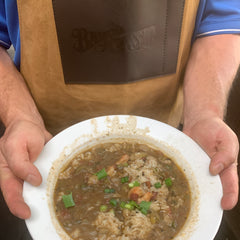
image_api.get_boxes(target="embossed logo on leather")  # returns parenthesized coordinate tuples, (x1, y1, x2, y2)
(72, 25, 156, 53)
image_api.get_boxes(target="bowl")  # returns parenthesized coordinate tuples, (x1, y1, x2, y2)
(23, 115, 223, 240)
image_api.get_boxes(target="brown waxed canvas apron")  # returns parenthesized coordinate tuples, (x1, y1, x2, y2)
(17, 0, 199, 135)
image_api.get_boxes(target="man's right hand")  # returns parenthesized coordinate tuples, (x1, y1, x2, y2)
(0, 120, 52, 219)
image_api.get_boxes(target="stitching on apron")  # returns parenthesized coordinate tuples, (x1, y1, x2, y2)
(162, 2, 169, 73)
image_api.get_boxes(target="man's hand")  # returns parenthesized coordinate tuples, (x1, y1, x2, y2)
(183, 117, 239, 210)
(0, 46, 52, 219)
(0, 120, 52, 219)
(183, 34, 240, 210)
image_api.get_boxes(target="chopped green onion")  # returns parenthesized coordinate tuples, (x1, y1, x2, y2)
(154, 182, 162, 189)
(62, 192, 75, 208)
(128, 182, 134, 188)
(100, 205, 108, 212)
(110, 199, 118, 207)
(139, 201, 151, 215)
(96, 168, 107, 180)
(121, 176, 129, 183)
(128, 181, 140, 188)
(120, 201, 126, 208)
(124, 203, 135, 210)
(104, 188, 115, 193)
(129, 200, 139, 208)
(120, 200, 139, 210)
(140, 208, 149, 215)
(165, 178, 172, 187)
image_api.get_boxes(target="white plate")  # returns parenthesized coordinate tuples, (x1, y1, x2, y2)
(23, 115, 223, 240)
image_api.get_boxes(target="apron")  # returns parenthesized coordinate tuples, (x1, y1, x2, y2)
(17, 0, 199, 135)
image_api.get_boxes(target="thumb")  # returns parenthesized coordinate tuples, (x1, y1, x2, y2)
(1, 136, 45, 186)
(7, 151, 42, 186)
(209, 133, 238, 176)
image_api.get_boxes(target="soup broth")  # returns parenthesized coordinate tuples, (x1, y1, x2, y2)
(54, 140, 191, 240)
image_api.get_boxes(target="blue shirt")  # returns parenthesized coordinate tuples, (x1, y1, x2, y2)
(1, 0, 240, 69)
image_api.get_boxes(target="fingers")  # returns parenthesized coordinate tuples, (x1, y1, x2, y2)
(219, 163, 239, 210)
(183, 118, 239, 210)
(10, 158, 42, 186)
(1, 133, 43, 186)
(210, 147, 238, 176)
(0, 121, 52, 219)
(208, 131, 239, 210)
(0, 154, 31, 219)
(0, 123, 51, 186)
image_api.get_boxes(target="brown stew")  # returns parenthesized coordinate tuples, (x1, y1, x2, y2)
(54, 140, 191, 240)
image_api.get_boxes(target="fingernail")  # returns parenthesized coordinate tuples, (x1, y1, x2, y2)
(212, 163, 224, 175)
(26, 174, 40, 186)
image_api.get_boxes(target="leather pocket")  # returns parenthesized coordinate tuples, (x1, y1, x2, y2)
(52, 0, 185, 84)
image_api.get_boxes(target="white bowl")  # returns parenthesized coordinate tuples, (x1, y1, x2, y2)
(23, 115, 223, 240)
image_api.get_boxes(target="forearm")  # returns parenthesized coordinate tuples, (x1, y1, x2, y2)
(0, 46, 44, 128)
(183, 34, 240, 129)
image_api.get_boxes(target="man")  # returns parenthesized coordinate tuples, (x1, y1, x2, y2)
(0, 0, 240, 229)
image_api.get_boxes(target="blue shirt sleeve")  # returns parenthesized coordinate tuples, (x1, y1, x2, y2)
(0, 0, 11, 49)
(0, 0, 20, 68)
(194, 0, 240, 39)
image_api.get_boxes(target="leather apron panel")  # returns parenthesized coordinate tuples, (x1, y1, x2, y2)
(52, 0, 184, 84)
(17, 0, 199, 134)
